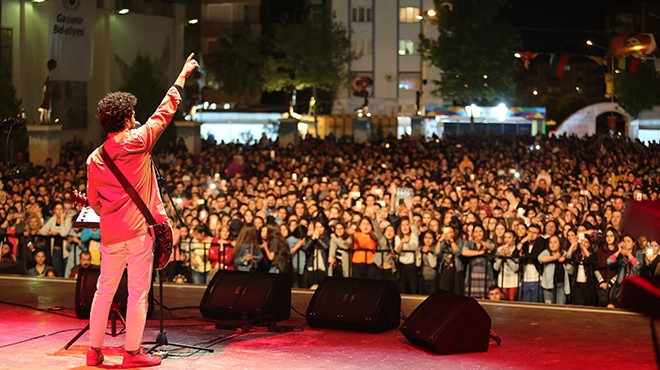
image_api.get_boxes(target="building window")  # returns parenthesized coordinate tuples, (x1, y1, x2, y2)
(399, 7, 420, 23)
(352, 39, 373, 56)
(0, 28, 12, 81)
(398, 40, 415, 55)
(352, 7, 373, 23)
(399, 73, 421, 90)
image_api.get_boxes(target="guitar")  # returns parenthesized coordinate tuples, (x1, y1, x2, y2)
(71, 190, 173, 270)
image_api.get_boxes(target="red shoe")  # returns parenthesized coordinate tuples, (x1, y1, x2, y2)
(122, 348, 162, 368)
(86, 347, 104, 366)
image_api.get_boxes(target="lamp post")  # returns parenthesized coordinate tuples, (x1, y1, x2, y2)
(417, 8, 437, 117)
(586, 40, 616, 102)
(587, 40, 618, 134)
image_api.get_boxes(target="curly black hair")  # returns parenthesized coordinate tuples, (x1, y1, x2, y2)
(97, 91, 137, 133)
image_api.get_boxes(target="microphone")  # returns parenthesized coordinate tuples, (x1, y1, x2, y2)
(134, 121, 142, 129)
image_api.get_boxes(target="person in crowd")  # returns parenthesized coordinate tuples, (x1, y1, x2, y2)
(1, 241, 17, 263)
(351, 216, 378, 279)
(606, 234, 638, 307)
(38, 201, 73, 277)
(301, 220, 329, 288)
(487, 285, 505, 301)
(20, 213, 49, 272)
(79, 228, 101, 267)
(0, 207, 24, 261)
(69, 251, 95, 279)
(462, 224, 494, 299)
(513, 224, 546, 302)
(287, 221, 307, 287)
(233, 224, 262, 272)
(565, 233, 597, 306)
(635, 240, 659, 277)
(395, 215, 421, 294)
(373, 221, 397, 282)
(208, 224, 235, 278)
(493, 230, 519, 301)
(328, 221, 352, 278)
(419, 230, 438, 295)
(435, 223, 465, 295)
(190, 224, 213, 284)
(538, 235, 570, 304)
(64, 227, 83, 278)
(595, 227, 620, 308)
(27, 250, 52, 277)
(261, 223, 292, 281)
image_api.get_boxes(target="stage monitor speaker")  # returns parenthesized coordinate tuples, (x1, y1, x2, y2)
(400, 289, 491, 354)
(199, 270, 291, 322)
(74, 267, 154, 319)
(305, 277, 401, 333)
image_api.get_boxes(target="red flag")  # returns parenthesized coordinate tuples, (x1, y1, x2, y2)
(520, 52, 538, 69)
(626, 57, 640, 74)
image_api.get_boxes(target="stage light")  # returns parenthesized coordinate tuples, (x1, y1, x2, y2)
(188, 19, 199, 25)
(514, 52, 521, 58)
(532, 90, 538, 95)
(223, 103, 231, 110)
(118, 8, 130, 15)
(494, 103, 508, 121)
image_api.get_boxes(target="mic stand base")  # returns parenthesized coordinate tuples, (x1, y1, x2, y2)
(143, 270, 213, 355)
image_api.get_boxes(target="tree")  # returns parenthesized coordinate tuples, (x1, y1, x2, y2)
(555, 94, 587, 124)
(420, 0, 520, 105)
(117, 54, 175, 149)
(614, 61, 660, 118)
(206, 31, 265, 107)
(0, 76, 26, 163)
(262, 13, 357, 113)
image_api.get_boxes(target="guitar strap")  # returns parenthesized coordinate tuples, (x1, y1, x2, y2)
(99, 145, 158, 226)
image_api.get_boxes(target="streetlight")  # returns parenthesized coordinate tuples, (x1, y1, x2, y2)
(586, 40, 615, 101)
(418, 9, 437, 116)
(587, 40, 617, 134)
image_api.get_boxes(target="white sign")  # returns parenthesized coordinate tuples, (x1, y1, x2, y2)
(49, 0, 95, 81)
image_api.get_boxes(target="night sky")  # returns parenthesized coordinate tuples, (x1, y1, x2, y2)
(509, 0, 613, 53)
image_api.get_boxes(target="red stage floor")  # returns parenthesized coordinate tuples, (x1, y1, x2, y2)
(0, 275, 656, 369)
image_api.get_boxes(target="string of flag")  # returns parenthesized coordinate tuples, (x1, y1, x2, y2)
(518, 52, 643, 77)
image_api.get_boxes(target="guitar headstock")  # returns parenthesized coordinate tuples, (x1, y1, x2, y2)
(71, 190, 89, 208)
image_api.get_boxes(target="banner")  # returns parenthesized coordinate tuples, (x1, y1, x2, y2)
(49, 0, 96, 81)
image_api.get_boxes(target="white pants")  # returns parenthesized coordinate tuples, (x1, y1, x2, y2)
(89, 233, 153, 351)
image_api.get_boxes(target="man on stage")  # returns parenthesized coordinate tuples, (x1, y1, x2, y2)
(85, 54, 198, 367)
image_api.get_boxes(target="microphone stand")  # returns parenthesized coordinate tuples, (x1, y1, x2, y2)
(144, 155, 213, 355)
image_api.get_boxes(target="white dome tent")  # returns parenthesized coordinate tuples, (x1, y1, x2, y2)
(554, 102, 629, 137)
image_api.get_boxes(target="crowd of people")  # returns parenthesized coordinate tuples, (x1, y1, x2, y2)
(0, 133, 658, 308)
